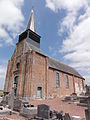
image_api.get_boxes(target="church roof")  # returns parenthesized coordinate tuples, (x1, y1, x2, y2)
(48, 57, 84, 79)
(25, 41, 84, 79)
(26, 40, 42, 54)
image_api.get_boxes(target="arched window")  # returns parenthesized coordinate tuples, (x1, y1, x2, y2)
(56, 72, 60, 88)
(14, 76, 18, 86)
(17, 63, 20, 70)
(66, 74, 69, 88)
(14, 76, 19, 96)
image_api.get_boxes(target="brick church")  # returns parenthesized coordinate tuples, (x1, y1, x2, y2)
(4, 9, 85, 99)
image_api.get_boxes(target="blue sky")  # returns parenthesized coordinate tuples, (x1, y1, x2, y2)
(0, 0, 90, 90)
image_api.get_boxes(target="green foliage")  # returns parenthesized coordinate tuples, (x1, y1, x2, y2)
(0, 90, 4, 97)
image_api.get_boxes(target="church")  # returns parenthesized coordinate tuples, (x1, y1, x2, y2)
(4, 9, 85, 99)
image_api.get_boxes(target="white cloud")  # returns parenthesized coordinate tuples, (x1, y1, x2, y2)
(0, 66, 6, 77)
(0, 0, 24, 46)
(0, 64, 7, 90)
(0, 27, 13, 45)
(46, 0, 88, 12)
(46, 0, 90, 84)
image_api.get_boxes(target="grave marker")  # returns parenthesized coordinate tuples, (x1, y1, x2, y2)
(37, 104, 50, 119)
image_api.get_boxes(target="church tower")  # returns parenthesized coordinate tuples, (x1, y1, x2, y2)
(4, 8, 42, 97)
(19, 8, 41, 48)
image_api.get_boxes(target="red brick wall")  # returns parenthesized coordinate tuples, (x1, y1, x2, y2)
(29, 52, 47, 99)
(47, 68, 85, 98)
(4, 41, 25, 95)
(48, 69, 74, 98)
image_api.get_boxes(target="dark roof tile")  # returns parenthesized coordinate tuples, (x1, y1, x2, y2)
(48, 57, 84, 79)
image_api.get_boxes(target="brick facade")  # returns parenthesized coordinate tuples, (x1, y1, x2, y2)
(4, 39, 85, 99)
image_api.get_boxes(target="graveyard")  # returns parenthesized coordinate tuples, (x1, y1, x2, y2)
(0, 86, 90, 120)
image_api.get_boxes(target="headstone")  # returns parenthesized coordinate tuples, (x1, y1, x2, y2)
(85, 96, 90, 120)
(85, 86, 90, 96)
(13, 97, 22, 112)
(50, 110, 53, 118)
(8, 88, 14, 110)
(56, 112, 63, 120)
(64, 113, 71, 120)
(85, 109, 90, 120)
(20, 107, 37, 118)
(37, 104, 50, 119)
(1, 94, 9, 105)
(87, 97, 90, 112)
(79, 96, 88, 104)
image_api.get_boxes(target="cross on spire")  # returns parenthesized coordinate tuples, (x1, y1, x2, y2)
(26, 7, 36, 32)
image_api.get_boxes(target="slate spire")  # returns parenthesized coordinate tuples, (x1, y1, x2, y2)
(26, 8, 36, 32)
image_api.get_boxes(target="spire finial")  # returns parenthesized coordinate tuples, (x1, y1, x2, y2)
(26, 7, 36, 32)
(32, 6, 34, 10)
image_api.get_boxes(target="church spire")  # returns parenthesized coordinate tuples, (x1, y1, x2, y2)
(19, 7, 40, 46)
(26, 8, 36, 32)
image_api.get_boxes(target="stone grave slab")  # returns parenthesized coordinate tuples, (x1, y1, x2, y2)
(37, 104, 50, 119)
(64, 113, 71, 120)
(20, 107, 37, 118)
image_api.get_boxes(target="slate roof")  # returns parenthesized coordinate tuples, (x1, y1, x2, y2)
(26, 41, 84, 79)
(26, 8, 36, 32)
(48, 58, 84, 79)
(26, 41, 43, 54)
